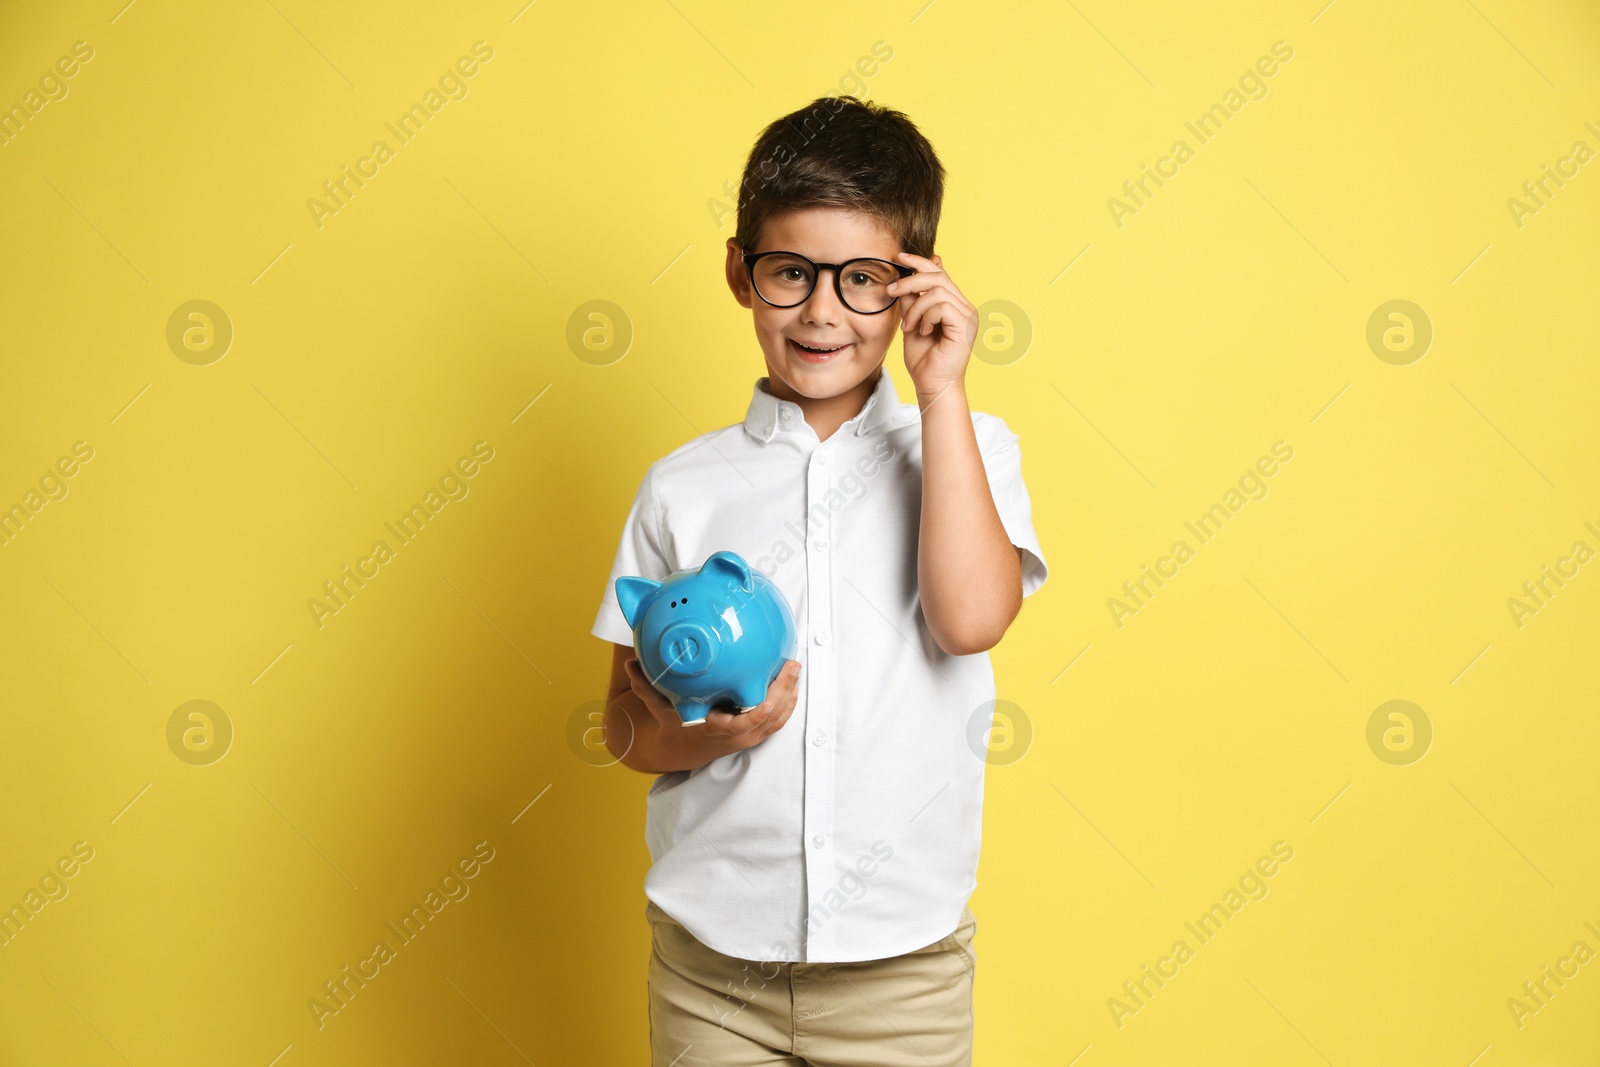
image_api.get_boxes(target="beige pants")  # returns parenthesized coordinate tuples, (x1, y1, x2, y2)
(645, 899, 977, 1067)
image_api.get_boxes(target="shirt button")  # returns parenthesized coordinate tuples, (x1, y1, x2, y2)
(812, 732, 826, 746)
(814, 630, 831, 646)
(812, 540, 828, 551)
(781, 409, 794, 421)
(812, 835, 825, 848)
(764, 423, 774, 434)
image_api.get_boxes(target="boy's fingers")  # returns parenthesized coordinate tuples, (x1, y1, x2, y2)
(889, 278, 956, 320)
(742, 707, 778, 743)
(895, 250, 942, 273)
(702, 710, 755, 750)
(761, 699, 792, 735)
(704, 708, 740, 731)
(641, 659, 802, 746)
(737, 695, 784, 740)
(902, 290, 942, 334)
(712, 701, 764, 733)
(749, 665, 800, 739)
(902, 288, 971, 333)
(887, 272, 941, 296)
(772, 661, 801, 711)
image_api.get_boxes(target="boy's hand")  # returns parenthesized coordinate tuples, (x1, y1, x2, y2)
(887, 251, 978, 402)
(624, 657, 802, 764)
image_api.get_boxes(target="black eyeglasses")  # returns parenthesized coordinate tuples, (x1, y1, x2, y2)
(743, 250, 916, 315)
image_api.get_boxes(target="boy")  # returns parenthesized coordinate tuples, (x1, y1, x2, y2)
(590, 95, 1048, 1067)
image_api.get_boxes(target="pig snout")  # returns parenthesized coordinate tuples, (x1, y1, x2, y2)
(658, 621, 717, 677)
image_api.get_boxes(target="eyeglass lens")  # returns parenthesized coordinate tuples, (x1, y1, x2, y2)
(750, 254, 903, 313)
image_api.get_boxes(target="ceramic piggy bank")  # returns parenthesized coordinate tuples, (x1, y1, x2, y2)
(615, 549, 797, 726)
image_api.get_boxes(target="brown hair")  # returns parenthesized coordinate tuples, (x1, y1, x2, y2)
(733, 96, 945, 259)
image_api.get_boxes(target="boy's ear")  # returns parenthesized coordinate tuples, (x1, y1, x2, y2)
(703, 550, 754, 593)
(725, 238, 754, 309)
(615, 576, 662, 628)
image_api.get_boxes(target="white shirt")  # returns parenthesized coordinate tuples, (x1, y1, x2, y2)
(590, 366, 1048, 963)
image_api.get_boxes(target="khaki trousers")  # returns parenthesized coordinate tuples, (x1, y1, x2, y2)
(645, 899, 977, 1067)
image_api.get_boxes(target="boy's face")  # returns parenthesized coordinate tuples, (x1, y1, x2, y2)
(724, 207, 905, 403)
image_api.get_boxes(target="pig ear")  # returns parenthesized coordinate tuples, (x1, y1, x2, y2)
(615, 576, 662, 628)
(702, 550, 753, 593)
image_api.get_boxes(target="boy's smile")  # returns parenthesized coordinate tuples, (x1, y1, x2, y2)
(725, 206, 906, 439)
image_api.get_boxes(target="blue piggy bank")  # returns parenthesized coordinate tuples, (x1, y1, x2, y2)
(615, 549, 797, 726)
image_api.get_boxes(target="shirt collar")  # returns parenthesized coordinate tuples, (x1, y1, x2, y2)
(743, 367, 902, 444)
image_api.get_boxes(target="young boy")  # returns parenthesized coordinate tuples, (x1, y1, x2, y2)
(590, 95, 1048, 1067)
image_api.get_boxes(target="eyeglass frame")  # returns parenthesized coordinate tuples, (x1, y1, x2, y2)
(742, 250, 917, 315)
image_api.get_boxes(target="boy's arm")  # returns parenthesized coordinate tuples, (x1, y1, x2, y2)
(916, 383, 1024, 656)
(888, 250, 1028, 657)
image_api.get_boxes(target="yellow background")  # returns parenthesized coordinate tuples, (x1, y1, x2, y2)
(1, 0, 1597, 1062)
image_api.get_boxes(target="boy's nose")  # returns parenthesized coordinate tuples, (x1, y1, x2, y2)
(800, 268, 845, 322)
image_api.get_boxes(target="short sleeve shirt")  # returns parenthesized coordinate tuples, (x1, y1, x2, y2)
(590, 367, 1048, 963)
